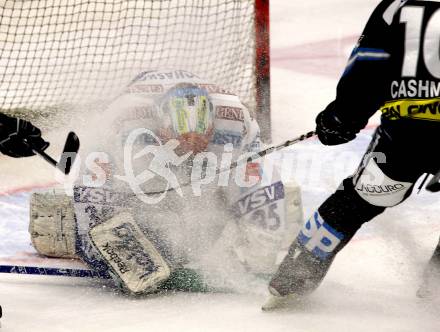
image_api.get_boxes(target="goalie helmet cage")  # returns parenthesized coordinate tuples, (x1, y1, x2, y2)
(0, 0, 271, 141)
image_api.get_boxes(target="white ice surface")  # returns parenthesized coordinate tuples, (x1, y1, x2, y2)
(1, 0, 440, 331)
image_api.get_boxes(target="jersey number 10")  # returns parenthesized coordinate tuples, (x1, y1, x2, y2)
(400, 6, 440, 78)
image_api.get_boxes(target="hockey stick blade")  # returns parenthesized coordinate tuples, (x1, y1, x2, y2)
(425, 172, 440, 192)
(57, 131, 80, 174)
(262, 293, 305, 311)
(33, 131, 80, 175)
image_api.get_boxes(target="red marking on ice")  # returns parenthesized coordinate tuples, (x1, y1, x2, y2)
(0, 251, 86, 269)
(0, 181, 57, 196)
(272, 35, 359, 78)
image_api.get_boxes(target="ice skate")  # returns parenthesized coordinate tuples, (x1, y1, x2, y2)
(261, 287, 303, 311)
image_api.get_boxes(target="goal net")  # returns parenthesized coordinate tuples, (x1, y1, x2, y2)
(0, 0, 271, 140)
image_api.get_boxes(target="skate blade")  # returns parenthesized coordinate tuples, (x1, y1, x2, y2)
(261, 293, 301, 311)
(416, 286, 431, 299)
(416, 284, 438, 299)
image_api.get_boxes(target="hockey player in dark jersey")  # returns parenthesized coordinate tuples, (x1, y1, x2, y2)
(0, 113, 49, 158)
(264, 0, 440, 310)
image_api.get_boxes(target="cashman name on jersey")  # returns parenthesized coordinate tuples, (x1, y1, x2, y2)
(391, 80, 440, 99)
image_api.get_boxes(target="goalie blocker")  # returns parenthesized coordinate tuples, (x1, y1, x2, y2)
(89, 211, 171, 294)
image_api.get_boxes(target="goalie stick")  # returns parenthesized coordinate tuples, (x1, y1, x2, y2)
(29, 131, 80, 175)
(0, 264, 110, 278)
(138, 130, 316, 196)
(0, 263, 211, 292)
(425, 171, 440, 192)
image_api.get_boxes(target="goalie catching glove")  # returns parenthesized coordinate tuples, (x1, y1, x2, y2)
(0, 113, 49, 158)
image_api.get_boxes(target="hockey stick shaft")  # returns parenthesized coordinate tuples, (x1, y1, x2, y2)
(225, 131, 316, 174)
(141, 130, 315, 196)
(33, 149, 58, 168)
(0, 264, 110, 279)
(29, 131, 80, 175)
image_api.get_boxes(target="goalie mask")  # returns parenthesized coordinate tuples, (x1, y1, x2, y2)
(156, 83, 214, 154)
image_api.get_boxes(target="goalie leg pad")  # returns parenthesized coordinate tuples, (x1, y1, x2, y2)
(89, 211, 171, 295)
(29, 189, 77, 258)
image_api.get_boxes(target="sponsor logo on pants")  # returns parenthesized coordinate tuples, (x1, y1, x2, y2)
(297, 211, 344, 260)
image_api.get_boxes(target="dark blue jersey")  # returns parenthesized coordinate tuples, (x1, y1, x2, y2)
(332, 0, 440, 132)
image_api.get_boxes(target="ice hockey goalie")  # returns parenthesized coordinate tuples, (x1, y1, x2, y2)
(29, 69, 303, 295)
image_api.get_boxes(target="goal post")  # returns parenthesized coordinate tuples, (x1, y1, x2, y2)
(255, 0, 271, 142)
(0, 0, 271, 141)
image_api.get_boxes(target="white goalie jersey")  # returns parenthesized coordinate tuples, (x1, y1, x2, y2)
(30, 69, 303, 294)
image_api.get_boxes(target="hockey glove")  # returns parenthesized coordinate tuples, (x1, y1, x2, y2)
(315, 102, 358, 146)
(0, 113, 49, 158)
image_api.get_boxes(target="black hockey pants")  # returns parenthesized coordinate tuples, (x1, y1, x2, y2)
(270, 124, 440, 296)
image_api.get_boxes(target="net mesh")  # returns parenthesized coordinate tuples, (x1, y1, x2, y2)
(0, 0, 257, 112)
